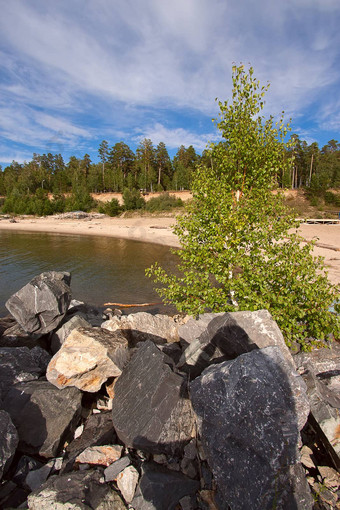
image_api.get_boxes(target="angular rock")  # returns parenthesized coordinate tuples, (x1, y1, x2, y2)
(67, 300, 105, 327)
(300, 367, 340, 470)
(111, 341, 195, 455)
(47, 326, 129, 392)
(12, 456, 44, 487)
(178, 310, 294, 378)
(50, 314, 91, 354)
(0, 410, 19, 480)
(104, 456, 131, 482)
(131, 462, 199, 510)
(2, 379, 83, 458)
(61, 411, 116, 473)
(0, 346, 46, 402)
(5, 271, 72, 334)
(117, 465, 139, 503)
(190, 346, 311, 510)
(27, 469, 126, 509)
(76, 444, 123, 466)
(25, 460, 54, 492)
(0, 319, 45, 349)
(178, 313, 224, 346)
(295, 343, 340, 392)
(102, 311, 179, 345)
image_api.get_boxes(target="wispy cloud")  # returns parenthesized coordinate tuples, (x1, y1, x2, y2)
(0, 0, 340, 166)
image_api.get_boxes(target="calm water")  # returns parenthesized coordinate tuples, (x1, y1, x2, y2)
(0, 230, 179, 316)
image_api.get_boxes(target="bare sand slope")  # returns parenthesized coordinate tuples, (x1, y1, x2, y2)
(0, 215, 339, 285)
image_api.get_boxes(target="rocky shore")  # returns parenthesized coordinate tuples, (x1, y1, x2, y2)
(0, 271, 339, 509)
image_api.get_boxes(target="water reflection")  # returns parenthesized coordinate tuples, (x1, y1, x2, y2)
(0, 230, 178, 316)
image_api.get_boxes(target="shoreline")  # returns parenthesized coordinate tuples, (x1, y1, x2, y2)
(1, 214, 339, 285)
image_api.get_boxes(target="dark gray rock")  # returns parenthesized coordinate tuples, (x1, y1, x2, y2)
(190, 346, 312, 510)
(0, 346, 46, 402)
(2, 379, 83, 458)
(0, 410, 18, 480)
(131, 462, 199, 510)
(0, 320, 46, 348)
(61, 411, 116, 473)
(5, 271, 72, 334)
(178, 313, 224, 346)
(178, 310, 294, 379)
(104, 455, 131, 482)
(12, 455, 44, 487)
(111, 341, 195, 455)
(27, 469, 126, 509)
(0, 480, 29, 510)
(50, 314, 91, 354)
(295, 343, 340, 392)
(299, 367, 340, 470)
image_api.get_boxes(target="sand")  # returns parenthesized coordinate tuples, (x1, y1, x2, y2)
(0, 214, 339, 285)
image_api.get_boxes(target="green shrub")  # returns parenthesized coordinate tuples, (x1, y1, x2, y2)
(145, 192, 183, 212)
(123, 189, 145, 210)
(98, 198, 121, 216)
(65, 187, 95, 212)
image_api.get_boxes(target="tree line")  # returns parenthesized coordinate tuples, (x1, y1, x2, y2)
(0, 140, 199, 197)
(0, 135, 339, 200)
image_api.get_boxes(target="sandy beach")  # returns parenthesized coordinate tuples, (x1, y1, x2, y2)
(0, 214, 339, 285)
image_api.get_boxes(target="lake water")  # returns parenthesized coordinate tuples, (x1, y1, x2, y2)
(0, 230, 179, 316)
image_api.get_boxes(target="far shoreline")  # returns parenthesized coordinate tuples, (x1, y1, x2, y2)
(1, 213, 339, 285)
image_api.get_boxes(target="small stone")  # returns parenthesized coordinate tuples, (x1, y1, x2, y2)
(76, 445, 123, 466)
(300, 445, 316, 469)
(313, 482, 338, 507)
(116, 465, 139, 503)
(74, 424, 84, 439)
(153, 454, 167, 465)
(318, 465, 340, 489)
(25, 461, 54, 491)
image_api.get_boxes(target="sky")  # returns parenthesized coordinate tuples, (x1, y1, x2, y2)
(0, 0, 340, 168)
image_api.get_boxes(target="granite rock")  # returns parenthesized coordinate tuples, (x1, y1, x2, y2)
(5, 271, 72, 334)
(47, 326, 129, 392)
(0, 410, 19, 480)
(102, 312, 179, 345)
(190, 346, 311, 510)
(2, 379, 83, 458)
(51, 314, 91, 354)
(111, 341, 195, 455)
(27, 469, 126, 509)
(0, 346, 46, 402)
(131, 462, 199, 510)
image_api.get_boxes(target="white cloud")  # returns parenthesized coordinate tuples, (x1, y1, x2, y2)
(0, 0, 340, 161)
(133, 123, 220, 151)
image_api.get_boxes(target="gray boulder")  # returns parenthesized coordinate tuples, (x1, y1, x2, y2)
(178, 313, 224, 346)
(178, 310, 294, 378)
(102, 312, 180, 345)
(27, 469, 126, 509)
(111, 341, 195, 455)
(299, 367, 340, 471)
(2, 379, 83, 458)
(132, 462, 199, 510)
(47, 326, 129, 392)
(50, 314, 91, 354)
(0, 346, 46, 402)
(190, 346, 312, 510)
(5, 271, 72, 334)
(295, 342, 340, 393)
(0, 410, 18, 480)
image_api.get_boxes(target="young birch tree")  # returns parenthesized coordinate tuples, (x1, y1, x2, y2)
(147, 65, 339, 350)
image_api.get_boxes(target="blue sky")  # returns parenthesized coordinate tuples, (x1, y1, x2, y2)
(0, 0, 340, 168)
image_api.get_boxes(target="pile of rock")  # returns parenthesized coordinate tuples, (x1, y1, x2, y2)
(0, 271, 339, 509)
